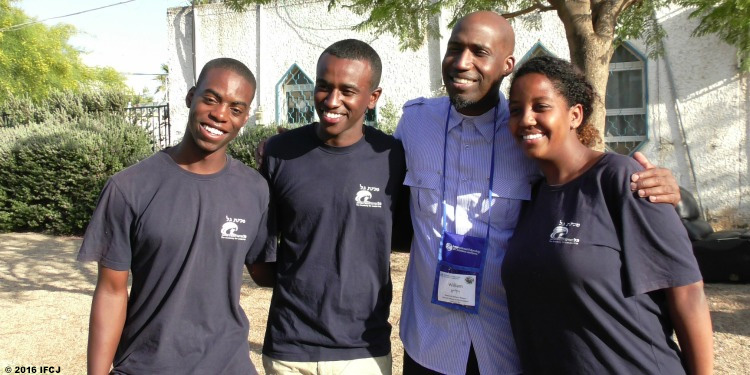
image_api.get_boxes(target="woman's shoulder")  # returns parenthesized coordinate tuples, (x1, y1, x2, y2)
(595, 153, 642, 182)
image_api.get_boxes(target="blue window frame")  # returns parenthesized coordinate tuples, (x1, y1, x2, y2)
(276, 64, 314, 126)
(605, 43, 648, 155)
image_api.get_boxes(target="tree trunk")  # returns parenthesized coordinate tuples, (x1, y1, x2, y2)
(570, 35, 614, 151)
(550, 0, 620, 151)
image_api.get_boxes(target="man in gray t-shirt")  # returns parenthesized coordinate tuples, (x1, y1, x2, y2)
(78, 58, 270, 375)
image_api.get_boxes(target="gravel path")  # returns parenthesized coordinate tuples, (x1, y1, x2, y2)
(0, 233, 747, 374)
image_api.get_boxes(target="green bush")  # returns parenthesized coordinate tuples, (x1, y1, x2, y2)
(0, 87, 136, 127)
(227, 124, 287, 170)
(0, 115, 153, 235)
(374, 100, 402, 135)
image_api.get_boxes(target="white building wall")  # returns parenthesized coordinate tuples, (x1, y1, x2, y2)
(167, 3, 749, 225)
(640, 7, 749, 225)
(168, 1, 436, 141)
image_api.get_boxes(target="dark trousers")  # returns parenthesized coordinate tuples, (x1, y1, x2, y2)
(403, 344, 480, 375)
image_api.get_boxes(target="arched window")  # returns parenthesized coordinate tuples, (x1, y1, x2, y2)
(276, 64, 315, 126)
(605, 43, 647, 154)
(518, 41, 555, 66)
(365, 108, 377, 126)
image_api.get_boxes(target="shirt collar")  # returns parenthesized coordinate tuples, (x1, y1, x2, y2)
(447, 94, 508, 143)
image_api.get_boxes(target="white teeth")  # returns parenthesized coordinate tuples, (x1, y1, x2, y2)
(453, 77, 473, 84)
(324, 112, 343, 119)
(523, 134, 543, 140)
(202, 124, 223, 136)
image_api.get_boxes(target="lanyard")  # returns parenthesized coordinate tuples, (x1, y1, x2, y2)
(438, 103, 499, 261)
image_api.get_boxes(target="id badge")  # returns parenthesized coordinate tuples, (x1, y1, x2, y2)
(431, 232, 487, 314)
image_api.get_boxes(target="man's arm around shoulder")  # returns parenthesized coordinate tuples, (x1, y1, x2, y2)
(88, 264, 129, 375)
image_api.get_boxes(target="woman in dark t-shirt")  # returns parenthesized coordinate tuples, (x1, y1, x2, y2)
(501, 56, 713, 375)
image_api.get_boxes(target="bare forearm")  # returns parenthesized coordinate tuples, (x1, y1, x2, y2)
(87, 268, 128, 375)
(667, 281, 714, 375)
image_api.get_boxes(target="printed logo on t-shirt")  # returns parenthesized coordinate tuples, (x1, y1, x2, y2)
(221, 216, 248, 241)
(355, 184, 382, 208)
(549, 220, 579, 245)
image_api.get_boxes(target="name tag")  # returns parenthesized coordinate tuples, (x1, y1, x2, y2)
(431, 231, 487, 314)
(437, 271, 477, 306)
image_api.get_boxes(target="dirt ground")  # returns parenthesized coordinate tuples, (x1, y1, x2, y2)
(0, 232, 748, 374)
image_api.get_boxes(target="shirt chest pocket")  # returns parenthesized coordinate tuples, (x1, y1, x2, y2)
(404, 170, 533, 231)
(403, 170, 441, 217)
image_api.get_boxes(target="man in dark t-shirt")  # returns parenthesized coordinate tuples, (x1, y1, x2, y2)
(78, 58, 270, 375)
(256, 39, 409, 375)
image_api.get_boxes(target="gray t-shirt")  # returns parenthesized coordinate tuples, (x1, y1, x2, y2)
(78, 150, 270, 375)
(502, 152, 702, 374)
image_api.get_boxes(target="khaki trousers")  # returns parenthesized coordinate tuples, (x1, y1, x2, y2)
(262, 353, 392, 375)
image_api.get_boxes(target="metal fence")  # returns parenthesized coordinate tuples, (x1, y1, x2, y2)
(1, 104, 171, 150)
(123, 104, 171, 150)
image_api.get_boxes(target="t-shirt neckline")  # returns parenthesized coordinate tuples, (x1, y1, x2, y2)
(543, 153, 610, 191)
(315, 123, 369, 155)
(157, 149, 233, 180)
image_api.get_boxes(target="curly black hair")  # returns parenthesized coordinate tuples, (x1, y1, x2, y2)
(511, 55, 600, 148)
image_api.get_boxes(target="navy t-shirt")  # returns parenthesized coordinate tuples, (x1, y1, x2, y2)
(78, 150, 270, 374)
(261, 124, 407, 361)
(502, 153, 702, 375)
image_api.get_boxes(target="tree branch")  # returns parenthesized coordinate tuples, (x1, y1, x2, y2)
(593, 0, 630, 37)
(617, 0, 642, 19)
(501, 2, 555, 19)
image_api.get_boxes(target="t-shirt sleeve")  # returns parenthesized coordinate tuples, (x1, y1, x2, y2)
(252, 152, 278, 264)
(246, 203, 274, 264)
(76, 178, 134, 271)
(605, 157, 703, 296)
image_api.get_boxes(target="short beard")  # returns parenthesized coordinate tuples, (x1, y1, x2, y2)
(449, 94, 476, 111)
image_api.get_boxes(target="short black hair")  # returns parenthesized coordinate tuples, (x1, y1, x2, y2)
(319, 39, 382, 90)
(195, 57, 257, 91)
(511, 55, 600, 147)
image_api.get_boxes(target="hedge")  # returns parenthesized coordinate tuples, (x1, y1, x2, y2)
(0, 114, 153, 235)
(227, 124, 287, 170)
(0, 88, 138, 128)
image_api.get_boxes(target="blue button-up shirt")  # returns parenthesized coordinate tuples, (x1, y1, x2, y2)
(394, 95, 540, 375)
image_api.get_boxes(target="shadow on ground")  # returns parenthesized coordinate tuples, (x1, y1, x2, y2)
(0, 233, 96, 300)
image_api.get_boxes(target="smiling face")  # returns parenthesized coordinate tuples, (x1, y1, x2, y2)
(184, 68, 254, 155)
(442, 12, 515, 116)
(314, 53, 382, 147)
(508, 73, 583, 162)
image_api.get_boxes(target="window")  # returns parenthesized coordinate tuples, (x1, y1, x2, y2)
(365, 108, 376, 126)
(518, 42, 554, 66)
(276, 65, 315, 126)
(275, 64, 379, 127)
(605, 43, 647, 155)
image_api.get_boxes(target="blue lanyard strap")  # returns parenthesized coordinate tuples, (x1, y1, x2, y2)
(438, 103, 499, 260)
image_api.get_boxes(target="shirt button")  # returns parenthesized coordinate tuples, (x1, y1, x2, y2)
(464, 144, 469, 149)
